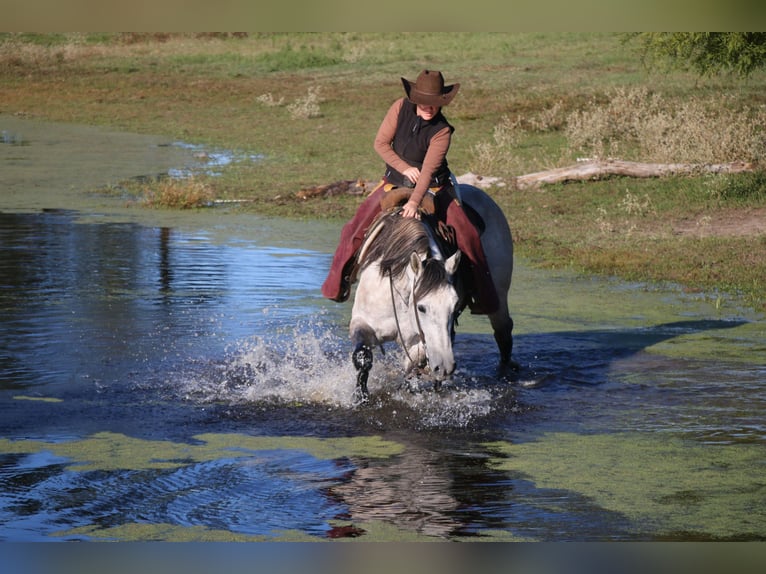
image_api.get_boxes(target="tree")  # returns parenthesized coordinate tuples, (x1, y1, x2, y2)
(624, 32, 766, 78)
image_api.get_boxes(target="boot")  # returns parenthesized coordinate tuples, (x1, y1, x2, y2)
(322, 250, 357, 302)
(323, 258, 356, 302)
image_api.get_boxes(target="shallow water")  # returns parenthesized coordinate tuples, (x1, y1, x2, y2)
(1, 116, 765, 541)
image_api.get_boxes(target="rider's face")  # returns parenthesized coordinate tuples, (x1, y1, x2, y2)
(416, 104, 439, 120)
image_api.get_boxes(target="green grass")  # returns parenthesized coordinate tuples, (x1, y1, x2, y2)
(2, 32, 765, 310)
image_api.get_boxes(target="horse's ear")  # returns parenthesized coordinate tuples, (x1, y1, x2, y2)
(408, 252, 422, 276)
(445, 250, 461, 275)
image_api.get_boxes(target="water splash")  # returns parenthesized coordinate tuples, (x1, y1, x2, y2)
(176, 320, 350, 407)
(175, 319, 517, 429)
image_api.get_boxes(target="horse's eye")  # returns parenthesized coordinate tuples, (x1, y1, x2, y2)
(417, 304, 426, 314)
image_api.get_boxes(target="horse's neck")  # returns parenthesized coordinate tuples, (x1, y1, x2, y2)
(359, 261, 414, 321)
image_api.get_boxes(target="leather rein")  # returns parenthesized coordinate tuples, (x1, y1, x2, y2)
(389, 268, 426, 367)
(388, 211, 449, 367)
(366, 204, 455, 368)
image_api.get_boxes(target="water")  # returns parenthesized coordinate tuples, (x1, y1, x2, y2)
(1, 116, 765, 542)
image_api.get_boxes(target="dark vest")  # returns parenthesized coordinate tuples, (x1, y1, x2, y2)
(384, 101, 453, 188)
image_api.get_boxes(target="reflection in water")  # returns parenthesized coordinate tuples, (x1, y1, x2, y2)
(1, 210, 765, 541)
(329, 439, 461, 538)
(0, 211, 325, 393)
(1, 212, 221, 391)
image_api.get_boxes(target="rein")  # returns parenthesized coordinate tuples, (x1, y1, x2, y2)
(388, 268, 426, 367)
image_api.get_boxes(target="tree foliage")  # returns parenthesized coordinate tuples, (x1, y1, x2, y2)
(625, 32, 766, 78)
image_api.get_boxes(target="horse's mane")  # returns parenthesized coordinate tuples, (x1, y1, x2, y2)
(360, 212, 448, 298)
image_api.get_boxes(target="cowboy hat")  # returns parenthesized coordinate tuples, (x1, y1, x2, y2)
(401, 70, 460, 107)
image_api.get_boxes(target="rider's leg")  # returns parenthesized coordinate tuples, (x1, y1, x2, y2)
(321, 181, 387, 301)
(445, 199, 500, 315)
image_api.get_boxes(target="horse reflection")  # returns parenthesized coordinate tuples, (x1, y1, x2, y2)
(327, 439, 461, 538)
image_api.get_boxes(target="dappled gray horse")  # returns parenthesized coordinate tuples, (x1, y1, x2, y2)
(349, 184, 514, 403)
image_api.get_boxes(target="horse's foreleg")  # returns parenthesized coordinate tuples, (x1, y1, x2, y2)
(490, 311, 518, 369)
(352, 343, 373, 404)
(350, 320, 378, 404)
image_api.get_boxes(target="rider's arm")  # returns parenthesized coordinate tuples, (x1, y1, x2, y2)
(408, 126, 451, 207)
(373, 98, 411, 173)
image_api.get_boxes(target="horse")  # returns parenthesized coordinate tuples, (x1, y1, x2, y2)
(348, 183, 514, 403)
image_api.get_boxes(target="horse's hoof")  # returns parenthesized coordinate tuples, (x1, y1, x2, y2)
(406, 380, 421, 394)
(353, 388, 370, 407)
(501, 358, 521, 372)
(433, 377, 454, 393)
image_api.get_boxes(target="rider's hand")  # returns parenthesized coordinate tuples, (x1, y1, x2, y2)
(401, 200, 420, 219)
(402, 166, 420, 184)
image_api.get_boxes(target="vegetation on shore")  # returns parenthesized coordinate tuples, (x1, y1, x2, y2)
(1, 33, 764, 310)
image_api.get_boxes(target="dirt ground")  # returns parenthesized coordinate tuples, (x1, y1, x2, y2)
(671, 207, 766, 238)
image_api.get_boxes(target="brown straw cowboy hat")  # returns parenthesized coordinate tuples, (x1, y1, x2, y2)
(401, 70, 460, 107)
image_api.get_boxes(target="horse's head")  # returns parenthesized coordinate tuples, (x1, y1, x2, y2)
(405, 249, 462, 379)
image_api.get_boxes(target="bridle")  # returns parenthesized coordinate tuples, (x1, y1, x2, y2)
(384, 208, 452, 368)
(389, 268, 426, 367)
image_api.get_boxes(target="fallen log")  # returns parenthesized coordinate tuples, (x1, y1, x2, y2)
(514, 159, 757, 190)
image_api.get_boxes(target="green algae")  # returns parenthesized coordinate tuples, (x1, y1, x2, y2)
(53, 520, 445, 542)
(454, 529, 538, 542)
(0, 431, 405, 472)
(326, 520, 442, 542)
(459, 261, 765, 365)
(13, 395, 63, 403)
(485, 433, 766, 538)
(0, 115, 194, 215)
(55, 523, 271, 542)
(643, 320, 766, 363)
(194, 433, 405, 462)
(53, 522, 322, 542)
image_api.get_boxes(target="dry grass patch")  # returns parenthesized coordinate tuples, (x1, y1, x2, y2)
(138, 177, 216, 209)
(564, 87, 766, 163)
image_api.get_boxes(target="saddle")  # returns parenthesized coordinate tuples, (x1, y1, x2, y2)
(378, 184, 485, 248)
(379, 184, 435, 215)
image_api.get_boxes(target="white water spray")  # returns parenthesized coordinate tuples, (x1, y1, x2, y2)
(176, 318, 514, 428)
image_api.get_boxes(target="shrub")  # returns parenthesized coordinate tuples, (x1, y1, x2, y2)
(287, 86, 322, 119)
(141, 177, 215, 209)
(469, 114, 526, 176)
(255, 93, 285, 107)
(564, 87, 766, 163)
(704, 170, 766, 203)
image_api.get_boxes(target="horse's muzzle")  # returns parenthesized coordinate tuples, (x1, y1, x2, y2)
(430, 359, 456, 379)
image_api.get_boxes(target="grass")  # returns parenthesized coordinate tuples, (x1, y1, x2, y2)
(137, 176, 217, 209)
(1, 32, 765, 310)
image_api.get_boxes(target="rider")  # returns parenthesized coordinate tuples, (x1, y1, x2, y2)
(321, 69, 499, 314)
